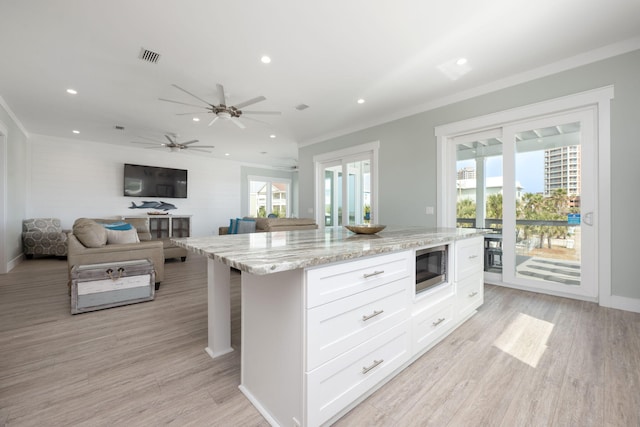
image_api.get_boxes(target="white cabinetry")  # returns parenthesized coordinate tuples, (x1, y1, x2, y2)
(455, 236, 484, 319)
(305, 251, 412, 426)
(239, 236, 485, 427)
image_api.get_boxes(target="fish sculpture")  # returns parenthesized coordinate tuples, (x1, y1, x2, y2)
(129, 201, 177, 211)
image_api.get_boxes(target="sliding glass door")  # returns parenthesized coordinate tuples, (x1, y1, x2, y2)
(452, 108, 597, 299)
(501, 109, 596, 298)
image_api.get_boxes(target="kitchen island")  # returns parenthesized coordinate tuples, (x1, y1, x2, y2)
(173, 226, 486, 427)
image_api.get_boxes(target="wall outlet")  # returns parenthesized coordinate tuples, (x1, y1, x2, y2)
(426, 206, 434, 215)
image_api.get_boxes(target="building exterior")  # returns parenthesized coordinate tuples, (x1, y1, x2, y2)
(544, 145, 581, 196)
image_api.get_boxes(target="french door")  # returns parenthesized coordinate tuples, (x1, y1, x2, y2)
(452, 108, 598, 300)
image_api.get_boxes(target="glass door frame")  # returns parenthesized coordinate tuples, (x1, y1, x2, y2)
(313, 141, 379, 229)
(501, 109, 597, 299)
(435, 87, 613, 304)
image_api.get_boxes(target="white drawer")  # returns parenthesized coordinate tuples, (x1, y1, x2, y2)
(306, 320, 411, 427)
(457, 273, 484, 319)
(455, 237, 484, 281)
(412, 295, 455, 355)
(307, 278, 410, 370)
(306, 251, 411, 308)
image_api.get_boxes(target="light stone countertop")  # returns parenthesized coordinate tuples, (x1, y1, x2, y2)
(172, 226, 487, 275)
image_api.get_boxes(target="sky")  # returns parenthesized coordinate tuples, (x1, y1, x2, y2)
(458, 151, 544, 194)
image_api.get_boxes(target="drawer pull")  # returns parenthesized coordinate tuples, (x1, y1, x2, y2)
(468, 255, 479, 259)
(362, 309, 384, 322)
(468, 291, 478, 297)
(363, 270, 384, 278)
(432, 317, 445, 327)
(362, 359, 384, 374)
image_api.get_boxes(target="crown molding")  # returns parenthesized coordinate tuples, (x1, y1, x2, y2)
(0, 95, 29, 139)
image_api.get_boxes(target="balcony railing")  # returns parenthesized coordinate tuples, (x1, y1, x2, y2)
(457, 218, 578, 228)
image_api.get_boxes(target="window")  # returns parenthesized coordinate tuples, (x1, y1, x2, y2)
(248, 177, 291, 218)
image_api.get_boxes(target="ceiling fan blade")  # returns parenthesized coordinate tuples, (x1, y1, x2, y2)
(239, 116, 271, 126)
(233, 96, 266, 110)
(242, 110, 281, 115)
(171, 84, 212, 106)
(191, 145, 216, 148)
(181, 140, 200, 145)
(216, 84, 227, 106)
(159, 98, 206, 109)
(134, 135, 166, 144)
(175, 112, 209, 116)
(208, 116, 219, 126)
(164, 134, 176, 144)
(230, 118, 246, 129)
(189, 148, 213, 153)
(144, 146, 168, 149)
(132, 141, 164, 146)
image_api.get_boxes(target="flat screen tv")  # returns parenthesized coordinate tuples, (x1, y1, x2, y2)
(123, 163, 188, 198)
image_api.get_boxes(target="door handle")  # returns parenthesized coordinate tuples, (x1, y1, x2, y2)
(583, 212, 594, 226)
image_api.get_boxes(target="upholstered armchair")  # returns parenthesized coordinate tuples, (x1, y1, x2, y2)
(22, 218, 68, 258)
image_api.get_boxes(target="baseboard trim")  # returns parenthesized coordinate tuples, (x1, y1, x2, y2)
(7, 253, 23, 272)
(607, 295, 640, 314)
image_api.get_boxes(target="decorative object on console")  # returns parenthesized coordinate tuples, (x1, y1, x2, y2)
(344, 224, 386, 234)
(129, 201, 177, 211)
(22, 218, 68, 258)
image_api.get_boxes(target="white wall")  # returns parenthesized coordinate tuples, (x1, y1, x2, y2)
(27, 134, 242, 237)
(0, 100, 28, 272)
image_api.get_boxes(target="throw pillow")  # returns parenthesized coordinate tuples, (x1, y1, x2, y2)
(105, 228, 140, 244)
(73, 218, 108, 248)
(236, 218, 256, 234)
(99, 221, 133, 231)
(228, 218, 238, 234)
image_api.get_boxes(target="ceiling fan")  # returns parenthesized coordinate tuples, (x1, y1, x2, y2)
(132, 133, 215, 153)
(159, 83, 281, 128)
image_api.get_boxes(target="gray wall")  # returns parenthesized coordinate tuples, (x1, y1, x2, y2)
(299, 49, 640, 300)
(0, 102, 28, 269)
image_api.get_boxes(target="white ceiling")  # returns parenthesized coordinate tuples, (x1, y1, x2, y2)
(1, 0, 640, 167)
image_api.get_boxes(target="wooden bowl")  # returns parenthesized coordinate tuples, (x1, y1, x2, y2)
(344, 224, 386, 234)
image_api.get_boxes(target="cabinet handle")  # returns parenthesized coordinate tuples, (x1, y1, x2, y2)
(362, 359, 384, 374)
(363, 270, 384, 278)
(469, 291, 478, 297)
(362, 309, 384, 321)
(432, 317, 445, 327)
(469, 255, 478, 259)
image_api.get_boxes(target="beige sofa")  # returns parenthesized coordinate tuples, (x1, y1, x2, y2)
(67, 218, 165, 288)
(219, 217, 318, 235)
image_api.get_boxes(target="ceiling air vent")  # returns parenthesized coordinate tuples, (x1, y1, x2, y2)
(138, 47, 160, 64)
(295, 104, 310, 111)
(114, 125, 125, 131)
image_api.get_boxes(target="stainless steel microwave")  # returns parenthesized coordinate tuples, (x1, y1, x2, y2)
(415, 245, 448, 295)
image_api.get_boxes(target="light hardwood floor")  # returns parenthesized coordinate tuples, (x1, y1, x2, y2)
(1, 255, 639, 426)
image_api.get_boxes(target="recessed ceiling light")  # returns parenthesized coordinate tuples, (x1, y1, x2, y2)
(66, 88, 77, 95)
(270, 134, 276, 139)
(193, 117, 200, 122)
(261, 55, 271, 64)
(357, 99, 365, 104)
(224, 153, 230, 156)
(456, 58, 468, 66)
(72, 130, 80, 134)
